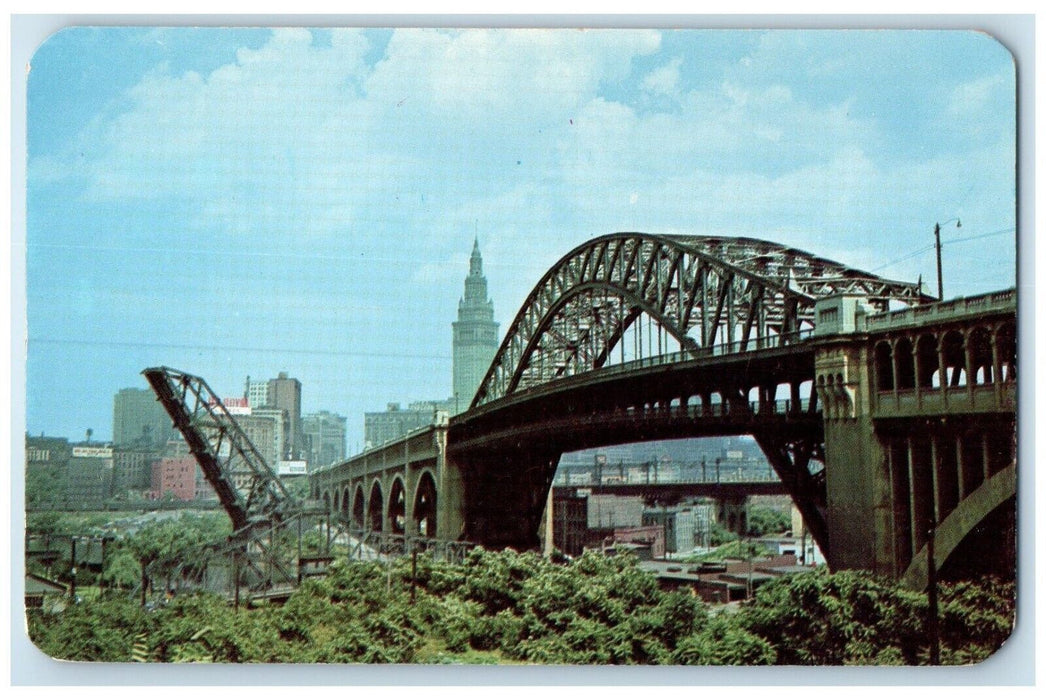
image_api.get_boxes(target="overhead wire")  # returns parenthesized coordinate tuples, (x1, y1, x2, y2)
(868, 226, 1015, 274)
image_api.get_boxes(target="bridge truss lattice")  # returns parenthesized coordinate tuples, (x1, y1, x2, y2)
(473, 233, 929, 408)
(143, 367, 330, 599)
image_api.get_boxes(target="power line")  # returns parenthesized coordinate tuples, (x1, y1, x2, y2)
(868, 244, 936, 273)
(29, 336, 451, 361)
(945, 226, 1016, 246)
(869, 226, 1014, 274)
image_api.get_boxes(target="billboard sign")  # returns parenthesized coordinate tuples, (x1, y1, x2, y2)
(278, 460, 308, 475)
(72, 446, 113, 458)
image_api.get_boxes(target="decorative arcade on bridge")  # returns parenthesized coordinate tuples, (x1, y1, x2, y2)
(299, 233, 1015, 587)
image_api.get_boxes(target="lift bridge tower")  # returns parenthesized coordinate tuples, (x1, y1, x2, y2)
(143, 367, 328, 600)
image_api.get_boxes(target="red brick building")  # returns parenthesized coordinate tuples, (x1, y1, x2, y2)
(150, 456, 197, 500)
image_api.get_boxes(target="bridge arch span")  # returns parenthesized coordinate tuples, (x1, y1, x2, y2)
(872, 318, 1019, 394)
(473, 232, 925, 408)
(352, 484, 365, 528)
(413, 470, 438, 537)
(901, 464, 1016, 590)
(387, 477, 407, 534)
(368, 480, 384, 532)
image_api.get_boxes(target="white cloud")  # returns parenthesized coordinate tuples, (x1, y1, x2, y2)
(641, 57, 682, 98)
(26, 28, 1018, 448)
(31, 27, 1013, 295)
(368, 29, 659, 122)
(49, 29, 374, 239)
(947, 73, 1008, 116)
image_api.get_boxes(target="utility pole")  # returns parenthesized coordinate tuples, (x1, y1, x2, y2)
(927, 519, 940, 665)
(934, 223, 943, 301)
(934, 218, 961, 301)
(296, 515, 303, 586)
(746, 534, 754, 600)
(411, 550, 418, 603)
(233, 553, 241, 611)
(69, 537, 77, 601)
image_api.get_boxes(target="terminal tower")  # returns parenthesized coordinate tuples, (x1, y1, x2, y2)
(453, 238, 499, 412)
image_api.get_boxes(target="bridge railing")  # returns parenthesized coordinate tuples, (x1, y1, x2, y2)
(325, 522, 477, 564)
(553, 468, 781, 487)
(570, 329, 814, 383)
(617, 396, 817, 419)
(503, 329, 815, 406)
(863, 288, 1016, 332)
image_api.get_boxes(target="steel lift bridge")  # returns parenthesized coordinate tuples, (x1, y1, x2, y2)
(143, 367, 331, 602)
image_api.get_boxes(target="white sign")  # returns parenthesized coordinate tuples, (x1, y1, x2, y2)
(72, 446, 113, 458)
(278, 460, 308, 475)
(209, 397, 251, 415)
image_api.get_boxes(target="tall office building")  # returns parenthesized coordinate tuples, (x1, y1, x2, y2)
(243, 373, 303, 460)
(112, 446, 159, 495)
(244, 378, 270, 409)
(252, 408, 288, 468)
(302, 411, 347, 468)
(268, 372, 302, 459)
(113, 387, 175, 448)
(452, 238, 499, 411)
(363, 399, 454, 449)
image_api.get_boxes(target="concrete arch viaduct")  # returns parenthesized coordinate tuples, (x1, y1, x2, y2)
(311, 233, 1016, 587)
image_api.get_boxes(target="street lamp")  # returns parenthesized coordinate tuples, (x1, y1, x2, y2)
(934, 218, 961, 301)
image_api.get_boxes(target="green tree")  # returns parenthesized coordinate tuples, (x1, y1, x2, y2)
(673, 615, 777, 665)
(26, 466, 65, 510)
(28, 596, 148, 662)
(936, 578, 1015, 664)
(122, 519, 203, 601)
(745, 506, 791, 537)
(734, 569, 926, 665)
(26, 511, 70, 535)
(25, 542, 1015, 666)
(102, 548, 142, 591)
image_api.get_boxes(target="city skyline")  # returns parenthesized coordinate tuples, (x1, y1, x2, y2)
(23, 27, 1016, 453)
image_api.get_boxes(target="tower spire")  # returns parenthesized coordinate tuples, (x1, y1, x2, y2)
(454, 237, 498, 411)
(469, 236, 483, 276)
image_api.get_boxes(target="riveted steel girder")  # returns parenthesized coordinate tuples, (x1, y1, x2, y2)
(143, 366, 290, 531)
(473, 233, 926, 408)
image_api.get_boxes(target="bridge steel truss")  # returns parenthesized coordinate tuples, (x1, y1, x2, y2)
(144, 367, 291, 530)
(143, 367, 330, 598)
(452, 339, 830, 552)
(473, 232, 928, 409)
(457, 233, 927, 554)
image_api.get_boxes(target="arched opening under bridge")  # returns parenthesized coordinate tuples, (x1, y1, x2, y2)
(413, 471, 438, 538)
(368, 482, 384, 532)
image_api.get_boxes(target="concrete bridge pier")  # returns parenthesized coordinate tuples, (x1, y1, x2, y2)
(812, 292, 1017, 583)
(455, 448, 561, 551)
(816, 327, 906, 576)
(715, 495, 750, 536)
(435, 438, 467, 542)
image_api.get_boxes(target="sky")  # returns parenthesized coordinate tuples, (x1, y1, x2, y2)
(23, 27, 1017, 453)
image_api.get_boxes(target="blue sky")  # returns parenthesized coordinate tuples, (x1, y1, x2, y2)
(24, 27, 1016, 452)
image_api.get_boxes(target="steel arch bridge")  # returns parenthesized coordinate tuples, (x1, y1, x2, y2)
(473, 232, 929, 409)
(306, 233, 1013, 586)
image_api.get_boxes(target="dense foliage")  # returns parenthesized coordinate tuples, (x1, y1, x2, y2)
(26, 511, 233, 595)
(745, 506, 791, 537)
(27, 549, 1014, 666)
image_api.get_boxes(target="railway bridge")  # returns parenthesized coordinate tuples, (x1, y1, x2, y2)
(311, 233, 1016, 587)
